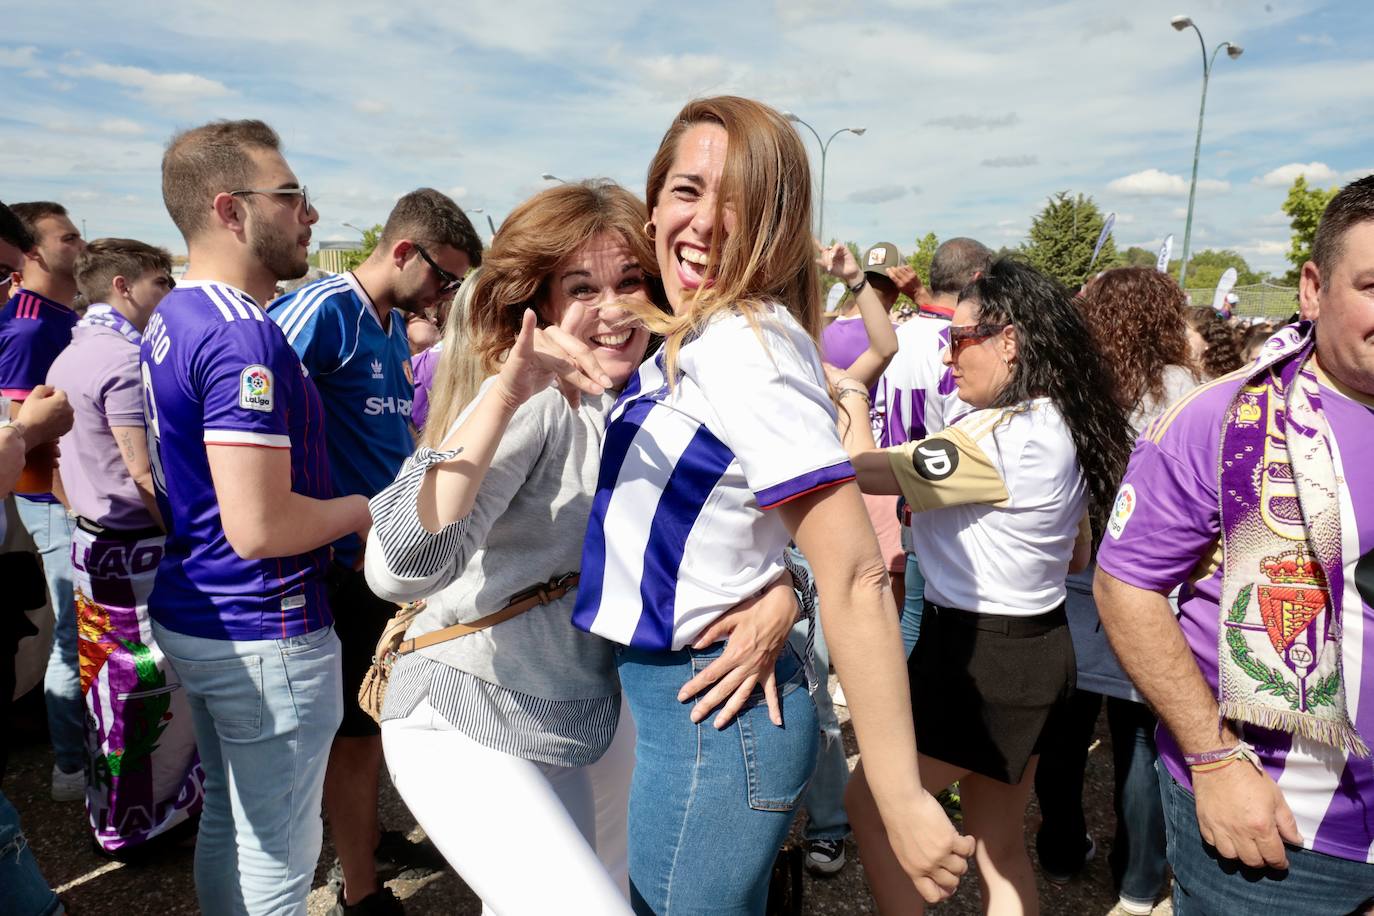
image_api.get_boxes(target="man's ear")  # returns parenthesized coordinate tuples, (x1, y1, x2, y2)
(112, 274, 131, 300)
(211, 192, 246, 234)
(390, 239, 413, 269)
(1298, 260, 1322, 322)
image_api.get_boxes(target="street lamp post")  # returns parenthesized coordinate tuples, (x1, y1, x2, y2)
(1171, 15, 1243, 288)
(781, 112, 866, 245)
(469, 207, 499, 237)
(341, 221, 368, 239)
(541, 173, 566, 184)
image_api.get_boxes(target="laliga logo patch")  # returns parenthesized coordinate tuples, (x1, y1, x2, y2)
(239, 365, 274, 412)
(912, 439, 958, 481)
(1107, 483, 1136, 540)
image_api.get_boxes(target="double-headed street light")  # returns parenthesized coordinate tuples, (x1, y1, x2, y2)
(1171, 15, 1243, 287)
(469, 207, 499, 237)
(781, 112, 866, 246)
(541, 173, 566, 184)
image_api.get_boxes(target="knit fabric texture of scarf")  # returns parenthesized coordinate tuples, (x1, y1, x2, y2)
(1218, 320, 1368, 756)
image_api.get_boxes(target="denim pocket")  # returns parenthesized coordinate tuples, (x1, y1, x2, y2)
(734, 646, 816, 812)
(177, 654, 264, 741)
(279, 624, 334, 656)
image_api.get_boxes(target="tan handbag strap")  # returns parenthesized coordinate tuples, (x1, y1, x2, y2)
(396, 572, 579, 656)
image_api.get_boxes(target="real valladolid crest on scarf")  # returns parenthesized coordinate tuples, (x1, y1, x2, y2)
(1216, 320, 1368, 757)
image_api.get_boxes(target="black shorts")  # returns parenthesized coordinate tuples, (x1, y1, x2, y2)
(909, 601, 1075, 785)
(327, 563, 402, 737)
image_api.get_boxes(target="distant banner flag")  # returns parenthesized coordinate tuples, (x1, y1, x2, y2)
(1156, 234, 1174, 273)
(825, 281, 846, 313)
(1089, 213, 1116, 269)
(1212, 267, 1239, 315)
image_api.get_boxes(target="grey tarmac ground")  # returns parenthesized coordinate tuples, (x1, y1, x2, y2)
(8, 685, 1172, 915)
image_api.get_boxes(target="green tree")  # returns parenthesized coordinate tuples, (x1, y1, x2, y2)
(338, 223, 384, 272)
(1020, 191, 1117, 288)
(1281, 176, 1338, 285)
(1118, 246, 1159, 269)
(906, 232, 939, 287)
(1167, 249, 1266, 293)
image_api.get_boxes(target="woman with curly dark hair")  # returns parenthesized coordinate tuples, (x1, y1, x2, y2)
(832, 257, 1135, 913)
(1185, 305, 1244, 379)
(1034, 266, 1201, 914)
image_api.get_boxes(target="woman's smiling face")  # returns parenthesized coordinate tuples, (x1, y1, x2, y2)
(538, 230, 651, 388)
(650, 122, 735, 314)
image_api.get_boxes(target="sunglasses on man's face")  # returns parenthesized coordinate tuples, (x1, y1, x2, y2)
(947, 322, 1009, 359)
(413, 243, 463, 294)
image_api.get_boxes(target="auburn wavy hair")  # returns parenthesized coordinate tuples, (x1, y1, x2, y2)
(1186, 306, 1244, 380)
(1079, 268, 1196, 412)
(420, 179, 663, 447)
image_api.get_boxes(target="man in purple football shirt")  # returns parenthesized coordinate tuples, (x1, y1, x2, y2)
(1096, 175, 1374, 914)
(141, 119, 372, 915)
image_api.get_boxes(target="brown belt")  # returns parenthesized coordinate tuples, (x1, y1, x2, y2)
(396, 572, 580, 656)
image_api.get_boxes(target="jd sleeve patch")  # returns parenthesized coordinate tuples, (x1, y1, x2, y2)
(912, 438, 959, 480)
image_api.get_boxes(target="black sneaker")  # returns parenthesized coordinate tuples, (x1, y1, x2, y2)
(804, 837, 847, 876)
(327, 831, 447, 891)
(328, 886, 405, 916)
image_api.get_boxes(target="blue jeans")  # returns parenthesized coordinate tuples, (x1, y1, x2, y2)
(15, 498, 83, 773)
(899, 550, 925, 658)
(0, 790, 61, 916)
(1106, 698, 1167, 905)
(153, 622, 343, 916)
(788, 607, 849, 843)
(617, 640, 817, 915)
(1159, 762, 1374, 915)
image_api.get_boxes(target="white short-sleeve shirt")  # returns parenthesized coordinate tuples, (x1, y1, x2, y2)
(572, 304, 855, 650)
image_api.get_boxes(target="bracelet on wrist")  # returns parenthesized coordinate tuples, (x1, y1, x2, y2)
(1184, 740, 1262, 774)
(836, 386, 870, 405)
(847, 276, 867, 295)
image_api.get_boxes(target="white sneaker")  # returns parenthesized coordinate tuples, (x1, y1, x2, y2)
(1116, 894, 1156, 915)
(51, 764, 85, 802)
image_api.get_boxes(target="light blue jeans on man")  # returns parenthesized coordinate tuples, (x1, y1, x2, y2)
(0, 789, 62, 915)
(152, 621, 342, 916)
(16, 498, 84, 774)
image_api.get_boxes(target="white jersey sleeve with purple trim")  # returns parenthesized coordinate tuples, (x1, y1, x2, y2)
(683, 312, 853, 509)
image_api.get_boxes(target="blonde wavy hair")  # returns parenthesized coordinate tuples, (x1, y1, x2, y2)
(420, 180, 662, 447)
(626, 96, 821, 381)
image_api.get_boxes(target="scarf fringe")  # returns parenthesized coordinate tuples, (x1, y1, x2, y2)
(1221, 701, 1371, 758)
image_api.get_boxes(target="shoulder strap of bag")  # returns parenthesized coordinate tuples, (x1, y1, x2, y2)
(396, 572, 579, 655)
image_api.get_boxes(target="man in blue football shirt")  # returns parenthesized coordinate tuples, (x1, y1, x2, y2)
(142, 119, 372, 916)
(0, 200, 86, 801)
(269, 188, 481, 914)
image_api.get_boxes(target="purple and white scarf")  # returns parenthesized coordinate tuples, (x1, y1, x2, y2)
(78, 302, 142, 344)
(1218, 321, 1368, 756)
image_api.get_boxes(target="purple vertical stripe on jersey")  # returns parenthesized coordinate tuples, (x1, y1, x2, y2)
(1310, 601, 1374, 860)
(571, 398, 656, 635)
(610, 367, 643, 416)
(628, 425, 735, 649)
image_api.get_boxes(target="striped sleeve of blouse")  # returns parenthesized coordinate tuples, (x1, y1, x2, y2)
(369, 446, 474, 580)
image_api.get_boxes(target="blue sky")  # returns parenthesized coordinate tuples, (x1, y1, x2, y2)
(3, 0, 1371, 278)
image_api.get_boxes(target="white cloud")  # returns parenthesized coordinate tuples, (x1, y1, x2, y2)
(1254, 162, 1337, 188)
(1296, 34, 1335, 47)
(981, 155, 1037, 168)
(57, 59, 232, 106)
(1108, 169, 1229, 197)
(447, 186, 468, 200)
(924, 113, 1019, 131)
(354, 99, 388, 115)
(100, 118, 144, 135)
(847, 185, 907, 204)
(0, 46, 39, 68)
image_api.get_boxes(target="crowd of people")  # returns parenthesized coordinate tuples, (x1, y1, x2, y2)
(0, 94, 1371, 916)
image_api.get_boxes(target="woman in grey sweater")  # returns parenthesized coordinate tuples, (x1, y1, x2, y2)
(364, 181, 799, 915)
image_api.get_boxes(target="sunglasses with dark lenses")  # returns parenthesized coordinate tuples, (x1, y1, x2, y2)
(947, 322, 1009, 359)
(413, 244, 463, 294)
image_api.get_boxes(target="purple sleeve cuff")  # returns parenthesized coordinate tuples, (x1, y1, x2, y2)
(756, 461, 856, 510)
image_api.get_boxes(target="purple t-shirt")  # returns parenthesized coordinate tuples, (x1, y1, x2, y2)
(0, 288, 79, 503)
(410, 342, 442, 432)
(1097, 368, 1374, 863)
(819, 315, 874, 374)
(140, 281, 333, 641)
(47, 318, 157, 530)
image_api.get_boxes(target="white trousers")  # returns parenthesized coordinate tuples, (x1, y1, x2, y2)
(382, 696, 635, 916)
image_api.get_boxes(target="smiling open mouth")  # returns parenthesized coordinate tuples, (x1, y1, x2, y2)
(591, 330, 634, 350)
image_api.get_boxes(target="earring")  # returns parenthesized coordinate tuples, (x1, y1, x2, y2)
(643, 221, 656, 240)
